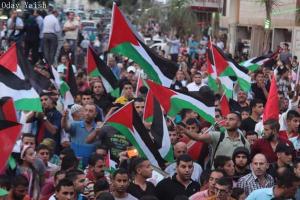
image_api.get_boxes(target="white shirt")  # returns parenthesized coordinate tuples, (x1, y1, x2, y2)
(63, 19, 80, 40)
(166, 38, 180, 54)
(42, 14, 60, 34)
(187, 82, 206, 92)
(165, 162, 202, 183)
(7, 17, 23, 36)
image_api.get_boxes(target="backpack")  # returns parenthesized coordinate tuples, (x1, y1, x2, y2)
(24, 16, 40, 42)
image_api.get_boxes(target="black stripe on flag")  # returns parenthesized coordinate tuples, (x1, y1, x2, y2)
(150, 97, 164, 149)
(90, 46, 119, 89)
(0, 66, 32, 90)
(132, 107, 166, 169)
(66, 62, 78, 97)
(137, 38, 179, 81)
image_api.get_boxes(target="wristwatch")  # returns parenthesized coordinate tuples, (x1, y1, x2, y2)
(43, 116, 48, 121)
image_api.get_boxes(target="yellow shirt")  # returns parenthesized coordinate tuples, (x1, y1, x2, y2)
(114, 96, 128, 105)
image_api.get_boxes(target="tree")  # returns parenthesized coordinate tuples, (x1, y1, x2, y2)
(261, 0, 280, 52)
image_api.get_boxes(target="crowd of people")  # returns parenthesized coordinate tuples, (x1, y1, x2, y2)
(1, 4, 300, 200)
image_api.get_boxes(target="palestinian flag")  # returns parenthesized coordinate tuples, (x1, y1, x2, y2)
(146, 80, 215, 124)
(106, 101, 168, 168)
(210, 44, 251, 92)
(87, 46, 119, 97)
(65, 61, 78, 97)
(51, 66, 74, 108)
(263, 74, 279, 122)
(135, 73, 148, 97)
(150, 96, 174, 163)
(240, 50, 279, 72)
(0, 64, 42, 112)
(220, 95, 230, 117)
(143, 89, 154, 122)
(207, 47, 234, 98)
(108, 3, 178, 87)
(0, 97, 22, 171)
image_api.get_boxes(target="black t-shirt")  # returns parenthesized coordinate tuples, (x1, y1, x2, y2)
(240, 117, 258, 133)
(229, 99, 249, 113)
(128, 181, 156, 199)
(93, 94, 115, 115)
(251, 82, 270, 105)
(155, 175, 200, 200)
(233, 168, 251, 181)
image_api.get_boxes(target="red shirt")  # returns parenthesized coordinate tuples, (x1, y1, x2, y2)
(278, 131, 298, 140)
(251, 138, 293, 163)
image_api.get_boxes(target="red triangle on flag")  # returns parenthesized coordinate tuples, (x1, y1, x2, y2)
(220, 95, 230, 117)
(106, 102, 134, 130)
(108, 3, 139, 50)
(87, 46, 98, 75)
(263, 74, 279, 122)
(0, 121, 21, 171)
(0, 97, 17, 122)
(0, 43, 17, 72)
(143, 89, 154, 121)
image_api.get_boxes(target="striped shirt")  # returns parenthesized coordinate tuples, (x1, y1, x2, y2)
(237, 172, 274, 195)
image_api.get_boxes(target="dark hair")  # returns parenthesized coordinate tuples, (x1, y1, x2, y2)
(294, 158, 300, 169)
(186, 118, 199, 126)
(199, 170, 211, 186)
(96, 192, 115, 200)
(139, 86, 148, 95)
(140, 196, 159, 200)
(174, 195, 189, 200)
(180, 109, 192, 119)
(287, 110, 300, 121)
(130, 157, 148, 174)
(81, 89, 93, 97)
(263, 119, 280, 132)
(0, 175, 11, 191)
(94, 179, 109, 194)
(88, 154, 105, 167)
(12, 175, 29, 188)
(230, 111, 242, 121)
(134, 97, 145, 103)
(231, 187, 244, 199)
(216, 177, 233, 190)
(55, 178, 74, 192)
(176, 154, 193, 166)
(61, 155, 79, 171)
(245, 131, 258, 137)
(214, 156, 232, 170)
(36, 144, 50, 152)
(66, 169, 85, 182)
(276, 168, 296, 188)
(60, 147, 75, 157)
(54, 170, 66, 182)
(254, 69, 264, 79)
(95, 144, 108, 152)
(250, 99, 263, 111)
(112, 168, 128, 179)
(21, 133, 35, 141)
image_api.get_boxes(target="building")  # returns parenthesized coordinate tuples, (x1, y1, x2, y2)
(220, 0, 300, 57)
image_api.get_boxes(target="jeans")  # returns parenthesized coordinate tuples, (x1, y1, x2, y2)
(43, 33, 58, 66)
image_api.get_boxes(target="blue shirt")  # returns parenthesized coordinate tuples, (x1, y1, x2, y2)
(246, 187, 274, 200)
(69, 121, 96, 145)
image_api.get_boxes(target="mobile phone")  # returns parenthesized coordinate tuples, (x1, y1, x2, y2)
(127, 147, 138, 158)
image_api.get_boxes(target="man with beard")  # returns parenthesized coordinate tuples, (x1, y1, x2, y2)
(133, 98, 145, 118)
(181, 112, 250, 165)
(128, 157, 156, 199)
(251, 119, 293, 163)
(65, 170, 87, 200)
(7, 175, 30, 200)
(84, 155, 106, 200)
(237, 153, 274, 196)
(232, 147, 251, 181)
(155, 154, 200, 200)
(229, 90, 249, 112)
(112, 168, 138, 200)
(267, 143, 294, 179)
(240, 99, 264, 133)
(190, 170, 224, 200)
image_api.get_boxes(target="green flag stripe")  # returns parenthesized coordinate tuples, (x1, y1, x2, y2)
(15, 98, 42, 112)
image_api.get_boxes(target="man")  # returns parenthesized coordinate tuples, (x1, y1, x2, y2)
(92, 81, 114, 115)
(37, 144, 59, 177)
(240, 99, 264, 133)
(128, 157, 156, 199)
(63, 11, 80, 52)
(84, 155, 106, 200)
(237, 153, 274, 196)
(115, 81, 135, 105)
(111, 168, 138, 200)
(156, 154, 200, 200)
(166, 34, 180, 62)
(281, 110, 300, 140)
(246, 168, 298, 200)
(62, 104, 98, 167)
(232, 147, 251, 181)
(251, 119, 293, 163)
(81, 90, 104, 122)
(7, 9, 24, 44)
(229, 90, 249, 113)
(107, 57, 121, 79)
(207, 177, 234, 200)
(133, 97, 145, 118)
(169, 126, 179, 145)
(27, 92, 62, 154)
(54, 178, 75, 200)
(251, 70, 270, 105)
(186, 72, 205, 92)
(66, 169, 87, 200)
(190, 170, 224, 200)
(181, 112, 250, 164)
(7, 175, 30, 200)
(42, 170, 66, 200)
(267, 143, 294, 179)
(279, 43, 292, 65)
(164, 142, 202, 183)
(42, 8, 61, 65)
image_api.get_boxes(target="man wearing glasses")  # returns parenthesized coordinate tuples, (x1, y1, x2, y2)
(207, 177, 235, 200)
